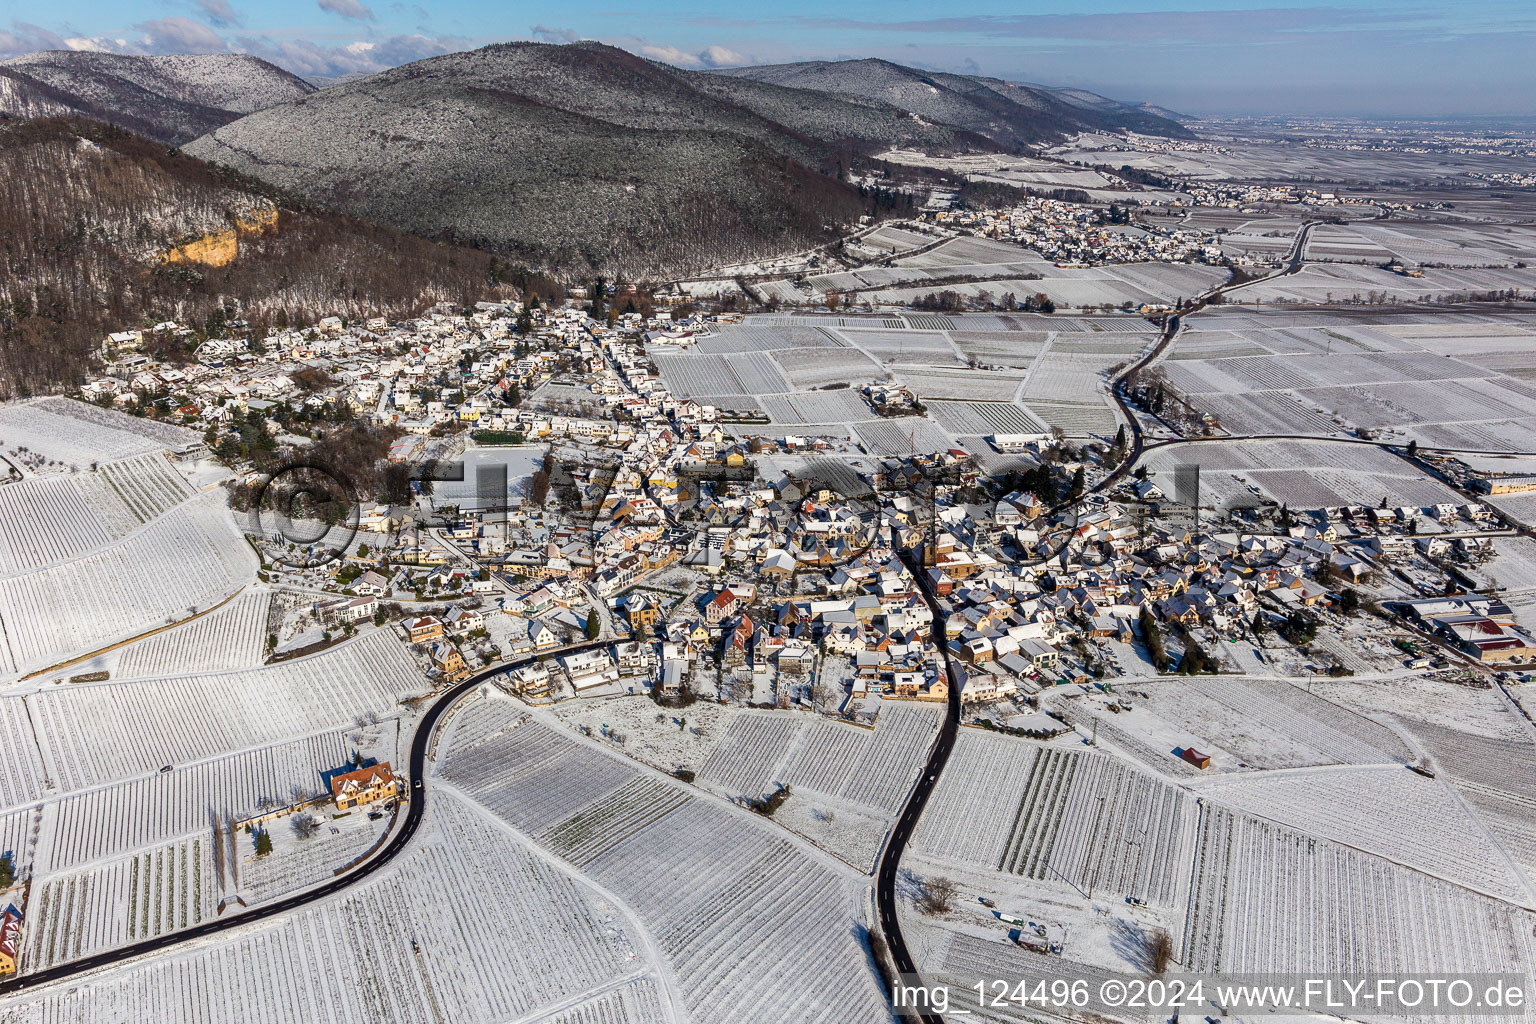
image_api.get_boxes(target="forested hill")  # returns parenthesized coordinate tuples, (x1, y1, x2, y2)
(0, 118, 513, 399)
(0, 51, 314, 145)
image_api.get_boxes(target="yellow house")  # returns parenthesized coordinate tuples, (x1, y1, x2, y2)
(0, 905, 17, 977)
(330, 763, 398, 811)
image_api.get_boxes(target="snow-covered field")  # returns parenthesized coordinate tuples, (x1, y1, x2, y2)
(1231, 261, 1536, 304)
(1185, 803, 1536, 988)
(21, 630, 424, 794)
(1141, 438, 1466, 510)
(1, 791, 665, 1019)
(1193, 765, 1529, 901)
(39, 729, 365, 873)
(111, 589, 271, 679)
(1165, 313, 1536, 451)
(0, 398, 200, 473)
(439, 698, 894, 1024)
(0, 494, 255, 676)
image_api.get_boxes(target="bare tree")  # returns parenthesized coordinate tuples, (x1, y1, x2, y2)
(291, 813, 321, 840)
(1148, 928, 1174, 974)
(918, 875, 959, 916)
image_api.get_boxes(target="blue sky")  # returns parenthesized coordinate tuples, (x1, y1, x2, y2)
(2, 1, 1533, 116)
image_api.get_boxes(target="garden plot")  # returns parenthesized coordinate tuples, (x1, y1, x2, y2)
(0, 494, 256, 676)
(0, 397, 199, 473)
(993, 749, 1195, 907)
(1184, 804, 1536, 986)
(23, 837, 214, 972)
(899, 367, 1027, 401)
(758, 390, 871, 426)
(925, 401, 1047, 437)
(769, 347, 887, 389)
(854, 418, 952, 457)
(553, 695, 732, 776)
(27, 630, 425, 794)
(1133, 677, 1411, 771)
(839, 328, 962, 363)
(911, 731, 1041, 868)
(40, 729, 360, 873)
(238, 804, 389, 904)
(1193, 765, 1529, 902)
(0, 475, 112, 574)
(114, 590, 271, 679)
(769, 792, 890, 872)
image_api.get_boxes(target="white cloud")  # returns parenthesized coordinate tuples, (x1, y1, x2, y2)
(699, 45, 744, 67)
(0, 21, 68, 56)
(317, 0, 374, 22)
(637, 41, 748, 69)
(190, 0, 240, 29)
(236, 31, 460, 77)
(136, 16, 230, 52)
(531, 24, 580, 44)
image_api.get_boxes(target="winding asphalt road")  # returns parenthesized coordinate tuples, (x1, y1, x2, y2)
(0, 639, 612, 994)
(865, 222, 1332, 1019)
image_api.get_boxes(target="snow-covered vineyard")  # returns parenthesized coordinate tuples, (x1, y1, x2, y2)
(23, 631, 424, 794)
(439, 698, 893, 1024)
(0, 795, 668, 1024)
(0, 625, 423, 973)
(0, 493, 253, 676)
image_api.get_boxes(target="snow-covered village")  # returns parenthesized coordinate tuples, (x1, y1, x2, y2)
(1, 12, 1536, 1024)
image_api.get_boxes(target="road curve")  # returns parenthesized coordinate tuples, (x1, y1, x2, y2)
(0, 642, 605, 995)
